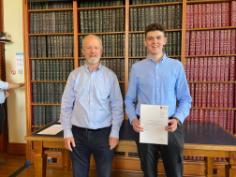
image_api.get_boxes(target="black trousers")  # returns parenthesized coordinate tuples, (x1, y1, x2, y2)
(71, 126, 114, 177)
(0, 103, 6, 134)
(135, 124, 184, 177)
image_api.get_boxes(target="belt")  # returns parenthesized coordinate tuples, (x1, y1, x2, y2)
(72, 125, 111, 132)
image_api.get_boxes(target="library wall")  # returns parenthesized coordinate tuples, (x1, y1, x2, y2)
(26, 0, 236, 135)
(3, 0, 26, 143)
(185, 0, 236, 134)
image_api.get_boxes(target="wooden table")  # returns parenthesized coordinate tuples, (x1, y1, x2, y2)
(26, 121, 236, 177)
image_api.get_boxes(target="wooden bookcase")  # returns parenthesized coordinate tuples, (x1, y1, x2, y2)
(185, 0, 236, 134)
(23, 0, 235, 175)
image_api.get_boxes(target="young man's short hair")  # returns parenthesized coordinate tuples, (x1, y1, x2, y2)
(145, 23, 166, 37)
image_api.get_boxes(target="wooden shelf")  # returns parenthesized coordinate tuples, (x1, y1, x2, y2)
(29, 32, 73, 36)
(78, 31, 125, 35)
(29, 8, 73, 13)
(31, 103, 61, 106)
(129, 55, 181, 59)
(192, 107, 236, 111)
(130, 2, 182, 8)
(187, 0, 232, 4)
(31, 80, 67, 83)
(186, 54, 236, 58)
(129, 29, 182, 33)
(78, 5, 125, 10)
(30, 57, 74, 60)
(79, 56, 124, 59)
(187, 26, 236, 31)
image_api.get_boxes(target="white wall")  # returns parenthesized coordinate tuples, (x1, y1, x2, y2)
(3, 0, 26, 143)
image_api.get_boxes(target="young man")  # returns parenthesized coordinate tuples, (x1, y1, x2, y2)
(125, 23, 192, 177)
(60, 34, 123, 177)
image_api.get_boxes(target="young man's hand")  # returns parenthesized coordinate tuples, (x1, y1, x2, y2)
(165, 118, 180, 132)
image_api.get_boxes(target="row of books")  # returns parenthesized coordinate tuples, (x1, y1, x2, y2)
(29, 32, 181, 59)
(187, 109, 235, 134)
(79, 9, 124, 33)
(187, 2, 236, 28)
(130, 5, 182, 31)
(29, 1, 72, 10)
(30, 11, 73, 33)
(131, 0, 181, 4)
(32, 83, 65, 103)
(186, 29, 236, 56)
(100, 59, 125, 81)
(78, 0, 181, 7)
(32, 107, 236, 135)
(30, 36, 74, 58)
(189, 83, 234, 108)
(30, 29, 236, 59)
(129, 32, 181, 57)
(32, 80, 125, 104)
(32, 108, 235, 134)
(31, 60, 74, 81)
(29, 0, 182, 10)
(78, 0, 123, 7)
(79, 58, 125, 81)
(32, 105, 60, 129)
(31, 57, 235, 82)
(185, 57, 235, 82)
(79, 34, 124, 57)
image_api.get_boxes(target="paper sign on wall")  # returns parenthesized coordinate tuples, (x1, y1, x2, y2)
(16, 52, 24, 74)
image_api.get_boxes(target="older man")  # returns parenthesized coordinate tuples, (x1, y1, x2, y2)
(60, 34, 123, 177)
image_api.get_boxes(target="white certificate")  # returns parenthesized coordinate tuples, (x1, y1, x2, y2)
(140, 104, 168, 145)
(37, 124, 62, 135)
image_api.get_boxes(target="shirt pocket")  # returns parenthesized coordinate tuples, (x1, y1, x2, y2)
(96, 81, 111, 100)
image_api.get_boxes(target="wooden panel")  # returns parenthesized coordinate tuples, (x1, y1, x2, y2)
(7, 143, 26, 155)
(45, 150, 63, 168)
(89, 155, 226, 177)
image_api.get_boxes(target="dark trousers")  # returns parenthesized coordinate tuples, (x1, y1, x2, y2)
(71, 126, 114, 177)
(0, 104, 6, 134)
(135, 124, 184, 177)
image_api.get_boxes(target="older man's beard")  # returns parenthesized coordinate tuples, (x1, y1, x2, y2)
(86, 57, 100, 65)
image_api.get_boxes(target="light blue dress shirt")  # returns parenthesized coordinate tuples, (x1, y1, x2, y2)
(60, 64, 124, 138)
(125, 54, 192, 124)
(0, 80, 9, 104)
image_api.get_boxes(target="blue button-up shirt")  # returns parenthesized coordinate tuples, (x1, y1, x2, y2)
(125, 55, 192, 123)
(60, 64, 123, 138)
(0, 80, 9, 104)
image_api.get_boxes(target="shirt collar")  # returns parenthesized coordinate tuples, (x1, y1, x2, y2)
(84, 63, 102, 73)
(147, 53, 167, 64)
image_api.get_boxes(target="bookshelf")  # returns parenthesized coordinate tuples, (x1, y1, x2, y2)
(23, 0, 236, 174)
(24, 0, 74, 134)
(185, 0, 236, 134)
